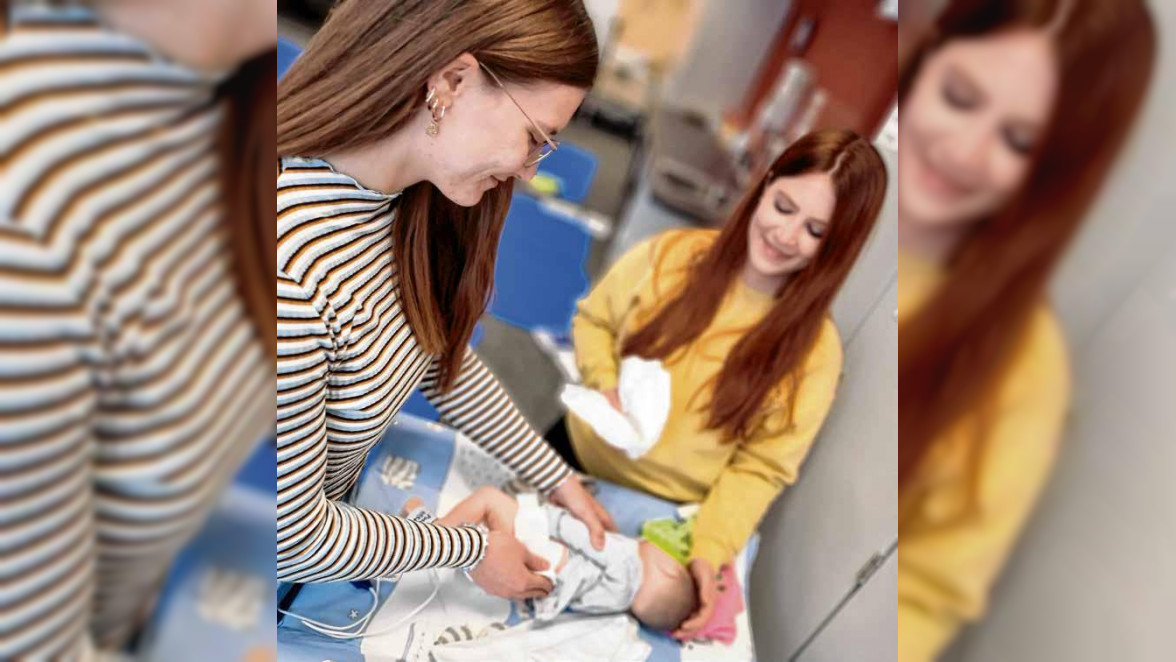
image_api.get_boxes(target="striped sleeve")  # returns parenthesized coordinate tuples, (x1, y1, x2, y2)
(0, 254, 98, 660)
(276, 272, 486, 583)
(420, 348, 572, 493)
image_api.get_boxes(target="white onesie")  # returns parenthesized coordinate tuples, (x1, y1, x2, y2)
(512, 494, 644, 621)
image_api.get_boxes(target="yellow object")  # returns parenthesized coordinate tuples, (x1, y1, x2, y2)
(568, 229, 842, 569)
(896, 251, 1071, 662)
(529, 173, 562, 197)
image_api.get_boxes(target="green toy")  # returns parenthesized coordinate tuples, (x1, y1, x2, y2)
(528, 172, 563, 197)
(640, 515, 695, 566)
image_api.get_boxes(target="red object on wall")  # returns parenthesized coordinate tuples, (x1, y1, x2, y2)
(730, 0, 898, 139)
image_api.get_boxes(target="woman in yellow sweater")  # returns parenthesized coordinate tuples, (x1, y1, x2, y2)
(897, 0, 1155, 659)
(544, 128, 887, 638)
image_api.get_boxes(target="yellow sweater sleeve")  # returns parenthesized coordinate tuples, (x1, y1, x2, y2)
(571, 235, 659, 391)
(690, 320, 843, 569)
(898, 311, 1070, 662)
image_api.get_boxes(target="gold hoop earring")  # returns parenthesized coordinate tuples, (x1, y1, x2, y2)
(425, 88, 446, 136)
(427, 102, 447, 137)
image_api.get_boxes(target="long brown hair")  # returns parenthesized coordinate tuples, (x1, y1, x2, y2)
(623, 129, 887, 441)
(898, 0, 1156, 492)
(220, 49, 277, 359)
(276, 0, 598, 391)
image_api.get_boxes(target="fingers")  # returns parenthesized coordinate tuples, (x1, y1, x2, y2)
(587, 517, 606, 550)
(672, 622, 700, 641)
(691, 604, 717, 630)
(525, 550, 551, 572)
(525, 573, 554, 595)
(672, 581, 717, 640)
(521, 588, 550, 600)
(673, 610, 709, 640)
(595, 500, 618, 532)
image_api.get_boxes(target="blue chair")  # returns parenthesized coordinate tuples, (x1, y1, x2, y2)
(536, 141, 598, 204)
(277, 37, 301, 79)
(486, 194, 593, 337)
(232, 437, 276, 494)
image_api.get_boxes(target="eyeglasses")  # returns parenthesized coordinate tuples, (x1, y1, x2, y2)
(480, 62, 560, 167)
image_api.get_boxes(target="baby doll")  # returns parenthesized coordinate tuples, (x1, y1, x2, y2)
(402, 486, 696, 631)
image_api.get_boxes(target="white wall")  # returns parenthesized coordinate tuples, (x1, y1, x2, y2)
(1049, 0, 1176, 346)
(581, 0, 621, 51)
(941, 0, 1176, 658)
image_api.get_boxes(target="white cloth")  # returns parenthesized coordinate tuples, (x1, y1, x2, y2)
(513, 494, 564, 584)
(428, 613, 651, 662)
(513, 497, 644, 622)
(559, 356, 671, 459)
(531, 505, 643, 621)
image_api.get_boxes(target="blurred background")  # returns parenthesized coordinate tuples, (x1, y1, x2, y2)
(280, 0, 898, 660)
(900, 1, 1176, 661)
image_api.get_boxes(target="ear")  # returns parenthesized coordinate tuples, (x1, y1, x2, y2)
(426, 52, 481, 103)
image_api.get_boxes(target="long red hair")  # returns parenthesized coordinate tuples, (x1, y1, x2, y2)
(277, 0, 598, 391)
(622, 129, 887, 441)
(898, 0, 1156, 492)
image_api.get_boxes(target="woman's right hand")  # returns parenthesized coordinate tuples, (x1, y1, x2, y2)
(468, 530, 554, 600)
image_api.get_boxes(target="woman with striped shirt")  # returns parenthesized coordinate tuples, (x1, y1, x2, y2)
(276, 0, 614, 600)
(0, 0, 275, 658)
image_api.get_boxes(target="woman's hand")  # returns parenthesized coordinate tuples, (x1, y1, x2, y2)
(468, 530, 554, 600)
(548, 474, 617, 550)
(603, 387, 623, 413)
(673, 558, 720, 641)
(478, 489, 519, 533)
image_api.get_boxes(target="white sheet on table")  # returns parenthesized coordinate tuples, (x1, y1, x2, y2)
(428, 613, 651, 662)
(358, 568, 512, 661)
(360, 435, 517, 662)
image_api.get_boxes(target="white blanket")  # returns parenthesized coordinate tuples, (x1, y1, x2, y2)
(429, 613, 651, 662)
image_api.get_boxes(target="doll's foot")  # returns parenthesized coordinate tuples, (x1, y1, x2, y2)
(401, 496, 425, 517)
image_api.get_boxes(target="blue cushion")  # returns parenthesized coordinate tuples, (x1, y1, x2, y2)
(536, 142, 598, 204)
(277, 37, 301, 79)
(487, 194, 592, 336)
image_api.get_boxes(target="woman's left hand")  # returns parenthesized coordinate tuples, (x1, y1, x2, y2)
(548, 474, 617, 550)
(673, 558, 719, 641)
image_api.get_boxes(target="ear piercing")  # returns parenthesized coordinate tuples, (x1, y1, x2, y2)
(425, 87, 447, 136)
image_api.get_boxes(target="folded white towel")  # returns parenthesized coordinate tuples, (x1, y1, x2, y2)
(559, 356, 671, 460)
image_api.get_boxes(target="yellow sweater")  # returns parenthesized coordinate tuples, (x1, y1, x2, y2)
(897, 252, 1071, 661)
(568, 229, 842, 569)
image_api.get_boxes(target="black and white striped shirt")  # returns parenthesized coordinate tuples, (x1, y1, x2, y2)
(0, 5, 271, 658)
(276, 156, 571, 583)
